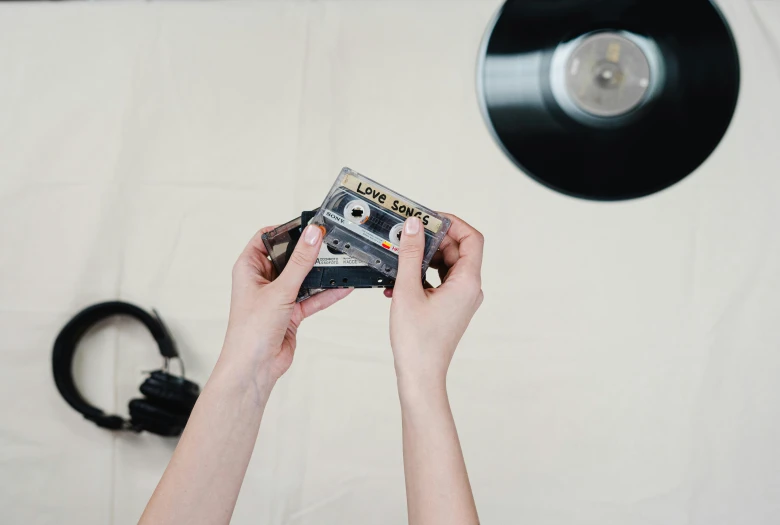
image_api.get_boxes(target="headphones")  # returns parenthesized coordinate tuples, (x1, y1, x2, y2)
(52, 301, 201, 437)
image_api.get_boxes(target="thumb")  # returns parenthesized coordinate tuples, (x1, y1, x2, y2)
(274, 225, 323, 298)
(394, 217, 426, 298)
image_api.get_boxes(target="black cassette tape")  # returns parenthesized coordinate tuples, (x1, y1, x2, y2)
(311, 168, 451, 278)
(262, 209, 393, 302)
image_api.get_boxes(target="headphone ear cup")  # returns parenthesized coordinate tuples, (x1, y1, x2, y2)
(128, 399, 187, 437)
(139, 371, 200, 415)
(131, 371, 200, 436)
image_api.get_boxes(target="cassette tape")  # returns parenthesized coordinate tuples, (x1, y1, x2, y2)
(299, 211, 394, 291)
(262, 209, 393, 302)
(261, 213, 323, 302)
(311, 168, 451, 278)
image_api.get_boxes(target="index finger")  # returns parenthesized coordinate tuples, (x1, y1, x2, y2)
(440, 213, 484, 275)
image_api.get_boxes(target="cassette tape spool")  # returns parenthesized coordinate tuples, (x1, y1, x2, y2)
(262, 209, 393, 302)
(311, 168, 451, 278)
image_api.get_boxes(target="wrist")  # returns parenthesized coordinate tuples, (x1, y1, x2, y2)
(393, 352, 449, 396)
(396, 373, 448, 408)
(222, 322, 272, 360)
(216, 343, 277, 398)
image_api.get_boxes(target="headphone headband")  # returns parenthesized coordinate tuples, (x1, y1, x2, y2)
(52, 301, 180, 430)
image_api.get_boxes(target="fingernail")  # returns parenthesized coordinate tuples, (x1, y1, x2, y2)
(303, 225, 321, 246)
(404, 217, 420, 235)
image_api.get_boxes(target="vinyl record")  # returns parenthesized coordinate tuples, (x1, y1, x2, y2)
(477, 0, 740, 200)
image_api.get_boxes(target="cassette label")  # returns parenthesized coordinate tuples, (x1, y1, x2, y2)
(315, 244, 368, 266)
(341, 173, 444, 232)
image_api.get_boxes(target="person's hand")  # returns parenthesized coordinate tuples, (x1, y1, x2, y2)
(386, 214, 484, 388)
(222, 225, 351, 389)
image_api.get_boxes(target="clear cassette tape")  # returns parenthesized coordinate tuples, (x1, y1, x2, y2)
(262, 214, 324, 302)
(311, 168, 451, 278)
(262, 209, 393, 302)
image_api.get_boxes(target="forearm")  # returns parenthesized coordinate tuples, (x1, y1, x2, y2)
(398, 377, 479, 525)
(139, 350, 272, 525)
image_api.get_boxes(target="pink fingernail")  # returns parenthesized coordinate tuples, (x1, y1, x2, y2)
(303, 225, 321, 246)
(404, 217, 420, 235)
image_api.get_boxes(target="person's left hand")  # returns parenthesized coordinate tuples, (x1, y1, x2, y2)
(221, 224, 351, 389)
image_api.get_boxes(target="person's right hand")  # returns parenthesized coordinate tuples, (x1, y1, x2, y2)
(386, 214, 484, 387)
(222, 225, 351, 392)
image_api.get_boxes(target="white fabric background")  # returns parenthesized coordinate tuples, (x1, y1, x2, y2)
(1, 0, 780, 523)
